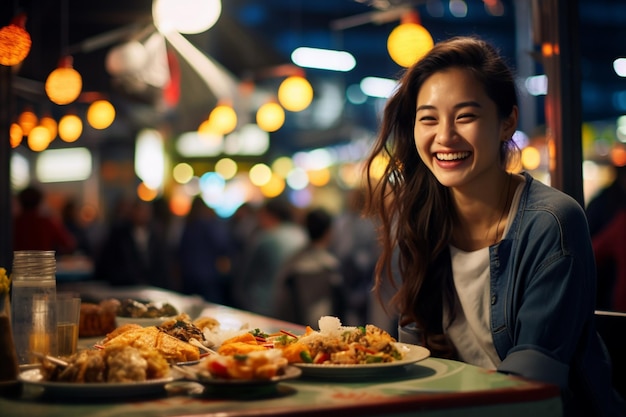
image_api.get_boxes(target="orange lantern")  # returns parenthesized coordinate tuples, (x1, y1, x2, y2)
(0, 13, 31, 66)
(45, 56, 82, 105)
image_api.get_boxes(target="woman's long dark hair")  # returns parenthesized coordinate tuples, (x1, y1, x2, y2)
(363, 36, 518, 358)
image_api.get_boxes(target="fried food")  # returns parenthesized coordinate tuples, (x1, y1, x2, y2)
(104, 326, 200, 363)
(102, 323, 143, 343)
(40, 344, 169, 383)
(218, 341, 268, 356)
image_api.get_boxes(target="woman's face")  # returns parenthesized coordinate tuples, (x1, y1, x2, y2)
(413, 67, 517, 189)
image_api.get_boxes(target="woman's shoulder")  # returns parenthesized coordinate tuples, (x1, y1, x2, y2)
(521, 173, 586, 218)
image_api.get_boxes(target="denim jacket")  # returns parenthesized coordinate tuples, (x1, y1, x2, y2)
(400, 172, 624, 416)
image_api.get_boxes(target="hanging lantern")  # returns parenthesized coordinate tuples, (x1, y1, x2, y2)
(45, 56, 82, 105)
(387, 11, 433, 68)
(277, 76, 313, 112)
(39, 115, 58, 141)
(207, 103, 237, 135)
(58, 114, 82, 142)
(87, 99, 116, 129)
(27, 126, 52, 152)
(256, 102, 285, 132)
(17, 108, 37, 136)
(0, 13, 31, 66)
(9, 123, 23, 148)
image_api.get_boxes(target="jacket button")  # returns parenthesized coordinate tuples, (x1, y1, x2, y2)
(491, 295, 497, 305)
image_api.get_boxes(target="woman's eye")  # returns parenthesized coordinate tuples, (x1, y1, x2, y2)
(457, 113, 476, 120)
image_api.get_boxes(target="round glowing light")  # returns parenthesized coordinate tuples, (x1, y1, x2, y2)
(10, 123, 22, 148)
(260, 174, 285, 198)
(256, 102, 285, 132)
(387, 22, 433, 67)
(0, 14, 31, 66)
(369, 153, 389, 180)
(610, 146, 626, 167)
(277, 76, 313, 112)
(27, 126, 51, 152)
(58, 114, 83, 142)
(208, 104, 237, 135)
(521, 146, 541, 170)
(286, 167, 309, 190)
(272, 156, 294, 178)
(45, 56, 82, 105)
(137, 182, 159, 202)
(173, 163, 194, 184)
(39, 116, 57, 141)
(169, 192, 192, 217)
(18, 109, 37, 136)
(87, 99, 116, 129)
(215, 157, 237, 180)
(249, 163, 272, 186)
(153, 0, 222, 34)
(307, 168, 331, 187)
(105, 41, 147, 75)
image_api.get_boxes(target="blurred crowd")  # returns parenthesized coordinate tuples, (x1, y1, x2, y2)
(10, 184, 393, 331)
(12, 160, 626, 332)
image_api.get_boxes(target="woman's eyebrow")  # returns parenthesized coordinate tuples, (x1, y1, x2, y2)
(416, 101, 483, 112)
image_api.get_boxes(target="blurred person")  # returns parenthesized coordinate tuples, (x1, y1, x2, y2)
(61, 198, 93, 256)
(13, 185, 76, 255)
(177, 196, 234, 304)
(330, 188, 381, 325)
(586, 164, 626, 310)
(363, 36, 623, 416)
(273, 207, 344, 325)
(93, 199, 169, 288)
(232, 198, 307, 316)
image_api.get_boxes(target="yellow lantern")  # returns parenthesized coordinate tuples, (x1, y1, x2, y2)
(27, 126, 51, 151)
(58, 114, 83, 142)
(39, 115, 58, 141)
(17, 108, 37, 135)
(45, 56, 82, 105)
(0, 13, 31, 66)
(256, 102, 285, 132)
(387, 11, 433, 68)
(87, 99, 116, 129)
(277, 76, 313, 112)
(208, 104, 237, 135)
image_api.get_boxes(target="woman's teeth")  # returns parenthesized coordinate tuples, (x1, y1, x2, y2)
(436, 152, 470, 161)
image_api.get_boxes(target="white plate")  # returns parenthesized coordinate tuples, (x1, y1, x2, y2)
(19, 368, 176, 399)
(293, 343, 430, 379)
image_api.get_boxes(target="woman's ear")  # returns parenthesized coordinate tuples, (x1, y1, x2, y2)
(501, 106, 519, 141)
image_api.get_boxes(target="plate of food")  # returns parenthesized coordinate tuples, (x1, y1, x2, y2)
(274, 316, 430, 379)
(19, 346, 179, 399)
(19, 368, 176, 399)
(115, 298, 179, 327)
(176, 349, 301, 398)
(292, 342, 430, 379)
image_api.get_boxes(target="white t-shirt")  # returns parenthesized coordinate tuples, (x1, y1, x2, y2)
(444, 179, 525, 369)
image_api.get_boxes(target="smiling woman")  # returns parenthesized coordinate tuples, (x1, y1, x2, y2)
(363, 36, 625, 416)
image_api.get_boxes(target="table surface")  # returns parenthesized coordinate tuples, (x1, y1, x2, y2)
(0, 283, 563, 417)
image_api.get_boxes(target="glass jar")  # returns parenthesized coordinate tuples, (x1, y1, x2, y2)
(10, 250, 57, 364)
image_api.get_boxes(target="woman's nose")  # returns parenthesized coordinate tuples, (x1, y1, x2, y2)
(435, 120, 456, 145)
